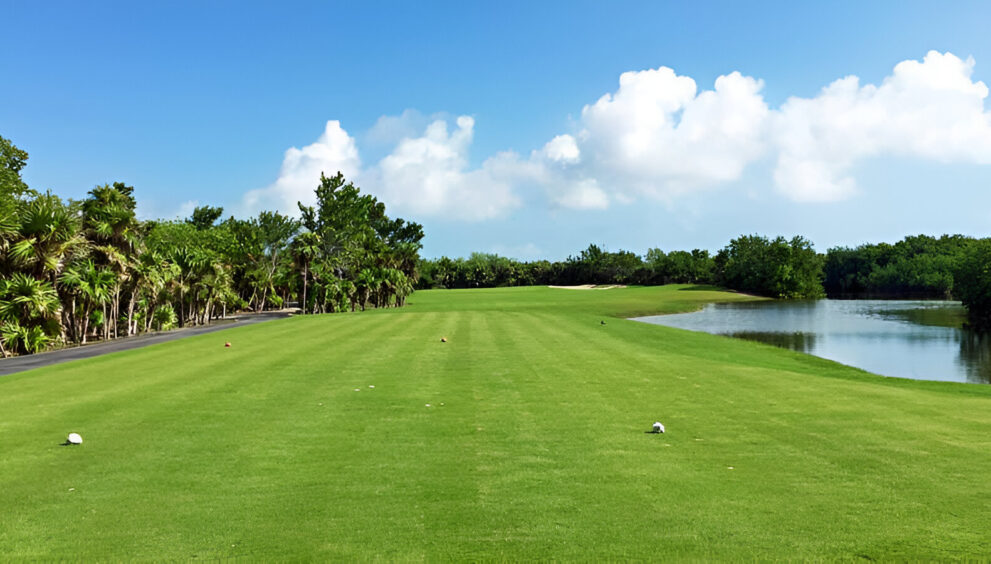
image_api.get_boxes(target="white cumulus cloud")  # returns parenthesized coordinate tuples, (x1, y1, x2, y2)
(242, 120, 361, 214)
(540, 134, 581, 164)
(552, 178, 609, 210)
(371, 116, 520, 221)
(243, 51, 991, 220)
(499, 67, 768, 211)
(577, 67, 769, 199)
(243, 116, 521, 220)
(771, 50, 991, 201)
(519, 135, 608, 210)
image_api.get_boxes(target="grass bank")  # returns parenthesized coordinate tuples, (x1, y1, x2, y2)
(1, 285, 989, 559)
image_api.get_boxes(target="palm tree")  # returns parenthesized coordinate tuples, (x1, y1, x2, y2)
(60, 260, 115, 344)
(2, 169, 424, 354)
(1, 321, 52, 355)
(166, 245, 210, 327)
(131, 251, 179, 334)
(250, 211, 298, 312)
(0, 273, 61, 354)
(81, 183, 140, 252)
(355, 268, 378, 311)
(384, 268, 413, 307)
(8, 193, 86, 284)
(0, 199, 17, 257)
(291, 231, 321, 313)
(194, 259, 233, 324)
(94, 244, 130, 340)
(83, 183, 140, 339)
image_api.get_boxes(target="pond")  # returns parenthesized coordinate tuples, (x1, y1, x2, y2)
(633, 300, 991, 384)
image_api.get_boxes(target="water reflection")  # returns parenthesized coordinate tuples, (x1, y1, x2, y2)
(959, 332, 991, 384)
(730, 331, 818, 353)
(633, 300, 989, 384)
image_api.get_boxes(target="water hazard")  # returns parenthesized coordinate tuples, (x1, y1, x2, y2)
(634, 300, 991, 384)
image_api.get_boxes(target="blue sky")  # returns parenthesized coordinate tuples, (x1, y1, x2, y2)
(4, 1, 991, 260)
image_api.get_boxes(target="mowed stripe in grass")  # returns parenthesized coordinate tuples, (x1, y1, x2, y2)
(1, 285, 991, 559)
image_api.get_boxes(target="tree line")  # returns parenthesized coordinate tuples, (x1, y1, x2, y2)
(824, 234, 971, 299)
(824, 234, 991, 328)
(0, 135, 423, 357)
(421, 233, 991, 328)
(419, 235, 826, 299)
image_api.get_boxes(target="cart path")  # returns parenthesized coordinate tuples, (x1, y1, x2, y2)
(0, 312, 292, 376)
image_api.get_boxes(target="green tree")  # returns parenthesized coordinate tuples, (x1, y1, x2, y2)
(291, 231, 321, 313)
(297, 171, 423, 310)
(81, 182, 140, 338)
(0, 273, 61, 355)
(954, 239, 991, 329)
(0, 135, 30, 200)
(0, 161, 423, 355)
(7, 193, 86, 283)
(60, 260, 115, 344)
(253, 211, 299, 311)
(824, 235, 973, 298)
(716, 234, 824, 299)
(187, 205, 224, 230)
(0, 135, 30, 249)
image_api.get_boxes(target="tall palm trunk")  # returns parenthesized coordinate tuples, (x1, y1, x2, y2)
(302, 262, 308, 314)
(112, 287, 121, 339)
(145, 300, 155, 332)
(81, 305, 90, 345)
(126, 291, 137, 336)
(68, 297, 78, 343)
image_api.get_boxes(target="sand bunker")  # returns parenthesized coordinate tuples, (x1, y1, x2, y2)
(548, 284, 627, 290)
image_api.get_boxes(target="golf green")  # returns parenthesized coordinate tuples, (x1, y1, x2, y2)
(2, 285, 990, 559)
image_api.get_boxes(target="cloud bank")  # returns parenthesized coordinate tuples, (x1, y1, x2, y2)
(773, 51, 991, 201)
(243, 51, 991, 220)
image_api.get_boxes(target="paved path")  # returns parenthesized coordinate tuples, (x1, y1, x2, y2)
(0, 312, 292, 376)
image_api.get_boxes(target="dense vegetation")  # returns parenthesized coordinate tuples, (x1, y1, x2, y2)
(715, 235, 825, 299)
(823, 235, 973, 299)
(420, 235, 825, 299)
(0, 135, 422, 357)
(421, 236, 982, 303)
(953, 239, 991, 328)
(824, 235, 991, 328)
(422, 233, 991, 327)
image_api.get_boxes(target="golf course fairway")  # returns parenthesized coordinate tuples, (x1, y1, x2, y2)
(2, 285, 990, 559)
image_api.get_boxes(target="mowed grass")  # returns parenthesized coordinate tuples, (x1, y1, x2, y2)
(2, 285, 991, 560)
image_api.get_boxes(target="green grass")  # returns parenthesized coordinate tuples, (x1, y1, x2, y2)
(2, 285, 991, 559)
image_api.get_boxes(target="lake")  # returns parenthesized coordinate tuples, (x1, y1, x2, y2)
(634, 299, 991, 384)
